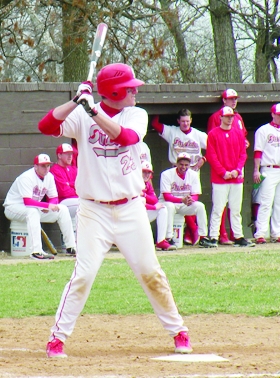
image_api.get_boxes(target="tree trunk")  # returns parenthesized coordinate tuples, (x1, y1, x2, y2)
(62, 2, 88, 82)
(255, 16, 271, 83)
(159, 0, 193, 82)
(209, 0, 242, 82)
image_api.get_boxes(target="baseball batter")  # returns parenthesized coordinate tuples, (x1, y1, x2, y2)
(253, 103, 280, 243)
(3, 154, 76, 259)
(38, 63, 193, 357)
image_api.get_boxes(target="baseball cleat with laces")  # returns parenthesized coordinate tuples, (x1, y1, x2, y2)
(30, 251, 54, 260)
(156, 240, 177, 251)
(174, 331, 193, 354)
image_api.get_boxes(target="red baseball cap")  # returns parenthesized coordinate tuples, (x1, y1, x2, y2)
(34, 154, 53, 165)
(271, 103, 280, 115)
(56, 143, 73, 155)
(222, 89, 239, 99)
(220, 106, 234, 116)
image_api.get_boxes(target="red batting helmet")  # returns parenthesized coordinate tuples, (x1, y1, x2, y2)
(96, 63, 144, 101)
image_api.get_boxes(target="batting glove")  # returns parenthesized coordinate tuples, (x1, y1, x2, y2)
(77, 93, 98, 117)
(73, 81, 94, 103)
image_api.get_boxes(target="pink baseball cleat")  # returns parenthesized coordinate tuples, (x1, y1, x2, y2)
(46, 338, 67, 358)
(174, 331, 193, 354)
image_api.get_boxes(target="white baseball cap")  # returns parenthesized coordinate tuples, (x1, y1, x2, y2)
(271, 103, 280, 115)
(56, 143, 73, 155)
(222, 89, 239, 99)
(141, 160, 153, 173)
(177, 152, 191, 162)
(34, 154, 53, 165)
(220, 106, 234, 117)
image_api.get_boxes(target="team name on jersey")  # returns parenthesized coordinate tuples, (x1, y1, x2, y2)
(88, 124, 128, 157)
(33, 185, 47, 201)
(171, 182, 191, 197)
(267, 134, 280, 147)
(173, 138, 199, 153)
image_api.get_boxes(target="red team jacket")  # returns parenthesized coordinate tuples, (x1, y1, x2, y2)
(50, 163, 78, 202)
(206, 127, 247, 185)
(143, 181, 158, 210)
(207, 109, 248, 138)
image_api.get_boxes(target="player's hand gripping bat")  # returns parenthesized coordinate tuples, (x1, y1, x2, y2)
(80, 22, 108, 106)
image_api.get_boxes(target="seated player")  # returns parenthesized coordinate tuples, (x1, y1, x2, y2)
(158, 152, 214, 248)
(50, 143, 79, 229)
(141, 160, 176, 251)
(3, 154, 76, 259)
(151, 109, 207, 246)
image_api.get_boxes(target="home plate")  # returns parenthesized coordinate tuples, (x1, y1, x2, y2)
(151, 354, 229, 362)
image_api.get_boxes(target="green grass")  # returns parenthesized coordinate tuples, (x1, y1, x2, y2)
(1, 249, 280, 318)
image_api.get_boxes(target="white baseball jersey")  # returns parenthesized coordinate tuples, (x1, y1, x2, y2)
(254, 123, 280, 166)
(159, 167, 201, 200)
(139, 141, 151, 163)
(3, 168, 57, 207)
(161, 125, 207, 165)
(60, 104, 147, 201)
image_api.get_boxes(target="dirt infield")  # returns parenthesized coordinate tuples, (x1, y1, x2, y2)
(0, 246, 280, 378)
(0, 313, 280, 377)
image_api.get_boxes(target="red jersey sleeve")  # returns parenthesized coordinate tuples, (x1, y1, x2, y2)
(151, 115, 164, 134)
(144, 181, 158, 205)
(38, 109, 63, 136)
(207, 110, 221, 134)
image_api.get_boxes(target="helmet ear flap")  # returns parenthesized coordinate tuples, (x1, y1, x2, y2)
(111, 88, 127, 101)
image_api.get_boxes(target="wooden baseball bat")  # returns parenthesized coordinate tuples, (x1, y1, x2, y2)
(41, 228, 57, 255)
(87, 22, 108, 81)
(80, 22, 108, 106)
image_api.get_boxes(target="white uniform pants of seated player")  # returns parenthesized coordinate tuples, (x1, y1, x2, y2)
(4, 204, 76, 254)
(209, 183, 243, 240)
(49, 197, 188, 342)
(162, 200, 208, 240)
(60, 197, 79, 232)
(147, 206, 168, 243)
(254, 167, 280, 239)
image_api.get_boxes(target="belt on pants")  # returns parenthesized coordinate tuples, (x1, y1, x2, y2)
(266, 165, 280, 168)
(90, 196, 138, 206)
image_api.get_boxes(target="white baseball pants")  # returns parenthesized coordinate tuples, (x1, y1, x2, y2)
(254, 167, 280, 238)
(209, 183, 243, 239)
(147, 206, 168, 243)
(162, 201, 208, 239)
(4, 204, 76, 253)
(50, 197, 188, 342)
(60, 197, 79, 232)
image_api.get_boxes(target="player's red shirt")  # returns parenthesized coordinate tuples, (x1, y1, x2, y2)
(143, 181, 158, 210)
(207, 109, 248, 137)
(206, 127, 247, 184)
(50, 163, 78, 202)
